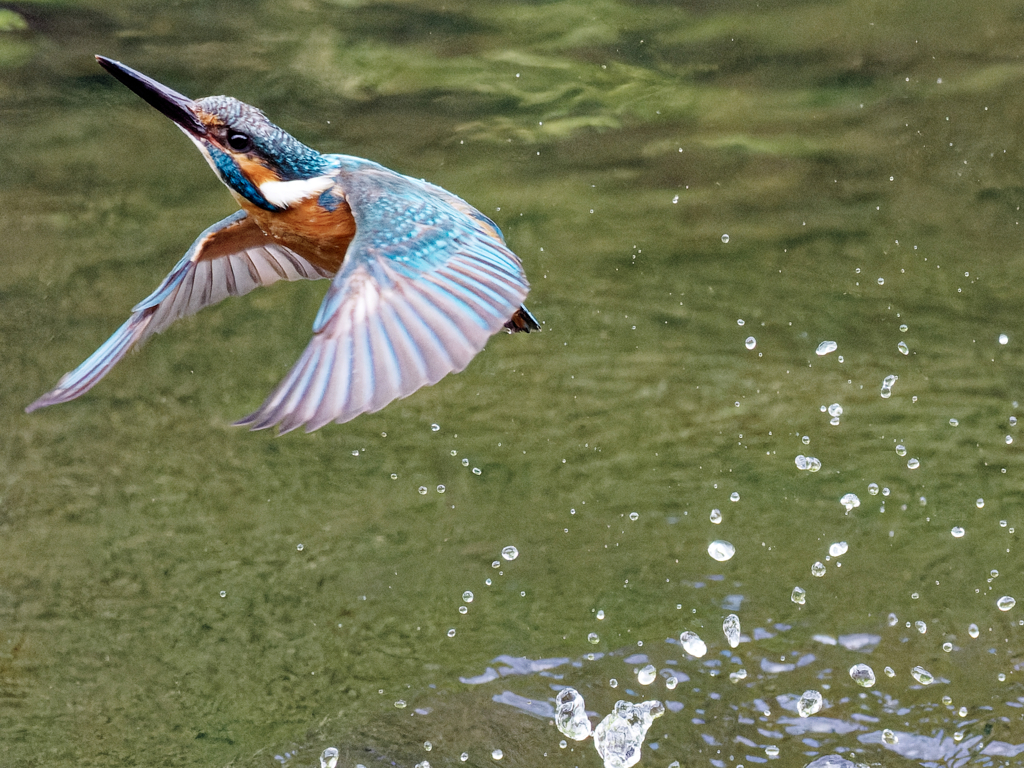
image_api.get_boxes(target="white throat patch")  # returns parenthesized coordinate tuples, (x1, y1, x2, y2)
(259, 176, 335, 209)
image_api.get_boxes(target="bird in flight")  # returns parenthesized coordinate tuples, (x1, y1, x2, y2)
(27, 56, 538, 433)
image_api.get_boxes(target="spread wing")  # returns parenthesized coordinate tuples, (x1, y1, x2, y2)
(26, 210, 330, 413)
(236, 167, 530, 433)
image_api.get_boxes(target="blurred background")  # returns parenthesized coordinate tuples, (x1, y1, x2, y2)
(2, 1, 1024, 766)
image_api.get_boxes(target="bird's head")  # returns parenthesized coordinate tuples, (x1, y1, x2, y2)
(96, 55, 333, 212)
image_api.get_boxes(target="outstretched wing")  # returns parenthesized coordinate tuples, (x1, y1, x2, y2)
(26, 210, 330, 413)
(236, 166, 530, 433)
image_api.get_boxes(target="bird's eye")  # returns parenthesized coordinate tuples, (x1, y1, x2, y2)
(227, 132, 251, 151)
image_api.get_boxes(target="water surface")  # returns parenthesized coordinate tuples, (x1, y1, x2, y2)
(2, 1, 1024, 766)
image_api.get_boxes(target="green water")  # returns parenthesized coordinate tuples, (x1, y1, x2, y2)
(3, 1, 1024, 766)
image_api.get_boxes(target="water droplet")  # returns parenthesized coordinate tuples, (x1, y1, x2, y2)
(883, 666, 895, 678)
(320, 747, 340, 768)
(765, 746, 780, 757)
(391, 473, 398, 480)
(745, 336, 756, 349)
(811, 561, 826, 577)
(968, 623, 980, 638)
(911, 666, 934, 685)
(943, 642, 953, 652)
(721, 233, 730, 243)
(730, 492, 740, 502)
(458, 606, 468, 615)
(791, 586, 806, 604)
(418, 486, 428, 495)
(881, 374, 898, 398)
(462, 458, 470, 467)
(491, 749, 503, 761)
(554, 687, 592, 740)
(796, 690, 823, 717)
(219, 591, 227, 598)
(424, 742, 433, 752)
(1006, 435, 1014, 445)
(472, 467, 482, 475)
(501, 546, 519, 561)
(709, 509, 722, 524)
(729, 668, 747, 682)
(997, 595, 1016, 611)
(895, 444, 907, 456)
(460, 753, 469, 762)
(431, 423, 441, 432)
(816, 341, 838, 356)
(828, 541, 848, 557)
(907, 457, 920, 469)
(447, 628, 456, 637)
(609, 678, 617, 688)
(679, 631, 707, 658)
(596, 610, 605, 620)
(999, 334, 1009, 345)
(899, 324, 908, 332)
(877, 277, 885, 285)
(588, 632, 600, 645)
(672, 194, 679, 204)
(723, 613, 741, 648)
(951, 526, 965, 538)
(394, 700, 407, 708)
(436, 485, 446, 494)
(637, 664, 657, 685)
(707, 540, 735, 561)
(840, 493, 861, 511)
(916, 620, 927, 633)
(665, 676, 678, 690)
(593, 700, 664, 768)
(898, 341, 909, 355)
(881, 729, 898, 745)
(867, 483, 879, 495)
(629, 511, 639, 521)
(849, 663, 876, 687)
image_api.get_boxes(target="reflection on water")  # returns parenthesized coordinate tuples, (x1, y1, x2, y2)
(3, 0, 1024, 767)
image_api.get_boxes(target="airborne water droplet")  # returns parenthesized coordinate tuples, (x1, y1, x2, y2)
(555, 688, 592, 741)
(320, 748, 340, 768)
(849, 663, 876, 687)
(911, 666, 934, 684)
(637, 664, 657, 685)
(816, 341, 838, 356)
(796, 690, 823, 717)
(723, 613, 741, 648)
(501, 546, 519, 561)
(707, 540, 735, 561)
(679, 631, 707, 658)
(997, 595, 1016, 611)
(791, 586, 806, 604)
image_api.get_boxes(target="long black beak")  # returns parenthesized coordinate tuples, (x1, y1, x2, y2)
(95, 55, 208, 137)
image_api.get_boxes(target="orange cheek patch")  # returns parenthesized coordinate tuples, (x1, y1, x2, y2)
(233, 155, 278, 188)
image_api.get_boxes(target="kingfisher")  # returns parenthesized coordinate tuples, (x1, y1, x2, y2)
(27, 56, 539, 433)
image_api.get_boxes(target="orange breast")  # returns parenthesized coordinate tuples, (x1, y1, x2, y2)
(239, 194, 357, 275)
